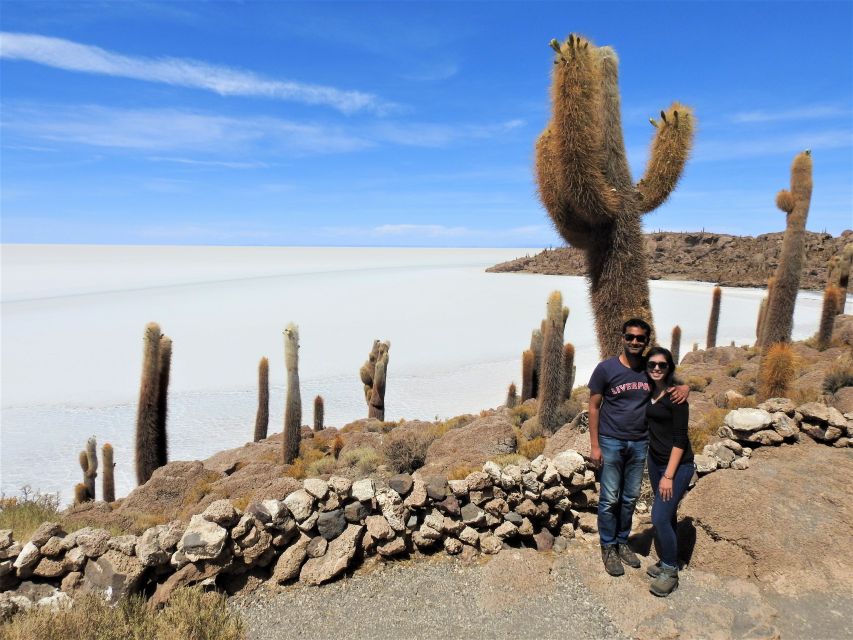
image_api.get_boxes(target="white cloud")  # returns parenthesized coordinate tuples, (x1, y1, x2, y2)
(694, 129, 852, 162)
(147, 156, 271, 169)
(731, 105, 850, 124)
(373, 119, 526, 147)
(0, 32, 394, 114)
(327, 224, 546, 240)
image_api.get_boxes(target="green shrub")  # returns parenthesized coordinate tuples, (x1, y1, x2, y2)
(339, 447, 382, 475)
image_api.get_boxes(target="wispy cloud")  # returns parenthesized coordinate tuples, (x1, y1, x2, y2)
(731, 105, 850, 124)
(147, 156, 271, 169)
(373, 119, 525, 147)
(694, 129, 853, 162)
(326, 223, 546, 240)
(0, 32, 394, 114)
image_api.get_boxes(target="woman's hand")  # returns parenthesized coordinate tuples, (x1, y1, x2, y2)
(659, 476, 673, 501)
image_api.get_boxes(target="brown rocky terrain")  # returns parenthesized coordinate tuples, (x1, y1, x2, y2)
(487, 230, 852, 290)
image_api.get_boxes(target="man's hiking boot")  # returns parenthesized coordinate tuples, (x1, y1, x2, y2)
(618, 543, 641, 568)
(601, 545, 624, 576)
(649, 566, 679, 597)
(646, 561, 662, 578)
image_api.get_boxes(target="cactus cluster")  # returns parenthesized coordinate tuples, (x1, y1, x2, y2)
(74, 437, 99, 504)
(283, 323, 302, 465)
(135, 322, 171, 486)
(535, 34, 694, 358)
(360, 340, 390, 421)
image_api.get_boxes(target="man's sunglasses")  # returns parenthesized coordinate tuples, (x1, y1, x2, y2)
(647, 361, 669, 371)
(622, 333, 648, 343)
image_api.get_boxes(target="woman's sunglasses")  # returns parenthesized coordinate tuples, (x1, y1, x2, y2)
(647, 361, 669, 371)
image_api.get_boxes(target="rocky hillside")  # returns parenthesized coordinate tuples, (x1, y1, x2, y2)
(487, 230, 852, 290)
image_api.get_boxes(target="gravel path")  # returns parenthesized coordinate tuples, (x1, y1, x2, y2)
(232, 548, 627, 640)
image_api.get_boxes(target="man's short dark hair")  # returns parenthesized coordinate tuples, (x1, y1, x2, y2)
(622, 318, 652, 339)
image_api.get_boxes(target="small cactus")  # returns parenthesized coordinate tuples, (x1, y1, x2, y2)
(562, 343, 575, 400)
(368, 348, 389, 421)
(758, 342, 796, 401)
(84, 437, 98, 501)
(77, 450, 91, 502)
(73, 483, 89, 506)
(817, 286, 843, 351)
(521, 350, 535, 402)
(253, 357, 270, 442)
(135, 322, 161, 485)
(539, 292, 568, 433)
(670, 325, 681, 365)
(102, 443, 115, 503)
(529, 329, 544, 399)
(706, 286, 721, 349)
(314, 395, 324, 432)
(506, 383, 518, 409)
(283, 323, 302, 465)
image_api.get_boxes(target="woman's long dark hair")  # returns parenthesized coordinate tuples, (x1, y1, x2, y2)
(646, 346, 676, 386)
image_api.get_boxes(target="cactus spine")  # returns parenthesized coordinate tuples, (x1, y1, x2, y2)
(368, 346, 389, 421)
(762, 151, 813, 347)
(562, 343, 575, 400)
(539, 292, 568, 433)
(155, 335, 171, 468)
(506, 383, 518, 409)
(135, 322, 161, 485)
(102, 443, 115, 503)
(817, 286, 843, 351)
(670, 325, 681, 365)
(706, 286, 722, 349)
(521, 350, 535, 402)
(254, 357, 270, 442)
(536, 35, 694, 357)
(283, 323, 301, 465)
(314, 395, 324, 432)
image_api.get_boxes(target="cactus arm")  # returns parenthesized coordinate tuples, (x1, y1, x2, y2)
(597, 47, 634, 191)
(550, 35, 622, 222)
(636, 103, 695, 214)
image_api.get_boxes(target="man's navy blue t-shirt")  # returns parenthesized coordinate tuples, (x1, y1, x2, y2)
(588, 356, 651, 441)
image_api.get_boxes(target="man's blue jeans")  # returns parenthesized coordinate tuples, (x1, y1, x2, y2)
(597, 434, 649, 547)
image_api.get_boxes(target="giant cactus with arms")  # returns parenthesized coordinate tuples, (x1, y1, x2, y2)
(536, 34, 695, 357)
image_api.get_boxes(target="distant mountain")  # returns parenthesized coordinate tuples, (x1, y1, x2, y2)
(487, 231, 852, 291)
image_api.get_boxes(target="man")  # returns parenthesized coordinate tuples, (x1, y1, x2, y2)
(587, 318, 688, 577)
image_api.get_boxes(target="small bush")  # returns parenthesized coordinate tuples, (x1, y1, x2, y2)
(381, 429, 435, 473)
(332, 435, 344, 459)
(725, 362, 744, 377)
(824, 360, 853, 394)
(0, 587, 243, 640)
(447, 464, 479, 480)
(0, 487, 60, 541)
(758, 343, 797, 401)
(686, 376, 711, 392)
(307, 456, 337, 477)
(493, 453, 527, 467)
(691, 409, 726, 451)
(340, 447, 381, 475)
(282, 458, 306, 479)
(518, 436, 547, 460)
(509, 403, 537, 428)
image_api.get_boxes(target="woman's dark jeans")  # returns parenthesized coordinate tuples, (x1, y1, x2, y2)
(647, 456, 695, 569)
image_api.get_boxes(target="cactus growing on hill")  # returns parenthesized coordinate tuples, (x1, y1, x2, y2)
(539, 292, 568, 433)
(762, 151, 813, 346)
(77, 450, 91, 502)
(670, 325, 681, 365)
(359, 340, 381, 402)
(706, 286, 722, 349)
(536, 34, 694, 357)
(817, 286, 843, 351)
(102, 443, 115, 503)
(253, 357, 270, 442)
(368, 347, 389, 420)
(839, 243, 853, 303)
(135, 322, 161, 485)
(827, 256, 842, 288)
(283, 323, 302, 465)
(84, 437, 98, 500)
(314, 395, 325, 431)
(73, 483, 88, 506)
(562, 343, 575, 399)
(756, 277, 775, 346)
(155, 336, 171, 468)
(758, 342, 796, 401)
(529, 329, 544, 399)
(506, 383, 518, 408)
(360, 340, 390, 417)
(521, 350, 535, 402)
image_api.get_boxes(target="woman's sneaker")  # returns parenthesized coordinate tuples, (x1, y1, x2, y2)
(649, 567, 679, 597)
(646, 561, 662, 578)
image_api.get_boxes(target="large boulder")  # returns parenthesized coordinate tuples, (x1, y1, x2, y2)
(116, 461, 225, 520)
(80, 550, 146, 603)
(299, 525, 363, 586)
(177, 515, 228, 562)
(543, 421, 591, 459)
(420, 414, 516, 477)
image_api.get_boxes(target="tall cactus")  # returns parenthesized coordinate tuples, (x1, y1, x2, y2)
(756, 276, 775, 346)
(283, 323, 302, 465)
(539, 292, 568, 433)
(368, 347, 389, 421)
(506, 383, 518, 409)
(77, 450, 91, 502)
(761, 151, 813, 346)
(562, 343, 576, 400)
(706, 286, 722, 349)
(529, 329, 544, 399)
(102, 443, 115, 503)
(254, 357, 270, 442)
(359, 340, 381, 403)
(670, 325, 681, 365)
(521, 350, 535, 402)
(155, 335, 172, 468)
(817, 286, 843, 351)
(839, 243, 853, 310)
(135, 322, 161, 485)
(84, 437, 98, 500)
(314, 395, 324, 432)
(536, 34, 694, 358)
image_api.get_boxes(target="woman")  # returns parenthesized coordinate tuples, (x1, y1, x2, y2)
(645, 346, 695, 597)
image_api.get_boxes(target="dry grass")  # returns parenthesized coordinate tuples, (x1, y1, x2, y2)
(518, 436, 547, 460)
(339, 447, 381, 475)
(0, 587, 244, 640)
(492, 453, 527, 467)
(381, 428, 435, 473)
(685, 375, 711, 392)
(791, 386, 822, 405)
(824, 360, 853, 394)
(0, 488, 60, 541)
(691, 409, 726, 451)
(306, 456, 337, 477)
(509, 404, 537, 428)
(447, 464, 479, 480)
(725, 362, 745, 377)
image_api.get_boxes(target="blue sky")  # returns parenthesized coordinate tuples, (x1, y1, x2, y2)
(1, 1, 851, 247)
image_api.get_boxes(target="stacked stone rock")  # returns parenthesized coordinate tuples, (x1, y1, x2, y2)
(694, 398, 853, 476)
(0, 451, 600, 615)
